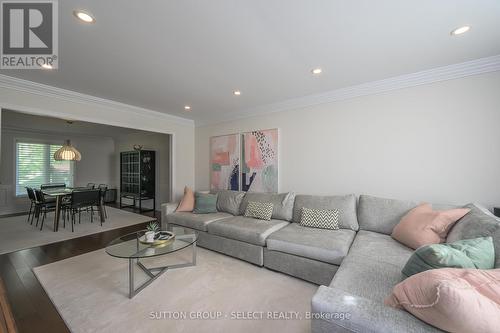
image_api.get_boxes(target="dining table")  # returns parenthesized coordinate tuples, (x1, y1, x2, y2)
(41, 187, 106, 232)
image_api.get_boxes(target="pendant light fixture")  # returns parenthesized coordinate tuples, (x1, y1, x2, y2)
(54, 140, 82, 161)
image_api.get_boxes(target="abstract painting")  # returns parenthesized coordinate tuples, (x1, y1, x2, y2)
(242, 129, 278, 192)
(210, 134, 240, 191)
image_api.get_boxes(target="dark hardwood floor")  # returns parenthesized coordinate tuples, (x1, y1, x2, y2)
(0, 205, 161, 333)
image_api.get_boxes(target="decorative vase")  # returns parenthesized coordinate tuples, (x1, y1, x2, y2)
(145, 231, 156, 242)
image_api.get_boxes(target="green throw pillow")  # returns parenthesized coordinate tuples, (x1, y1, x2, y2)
(402, 237, 495, 277)
(193, 193, 218, 214)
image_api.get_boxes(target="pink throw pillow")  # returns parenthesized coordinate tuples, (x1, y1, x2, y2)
(391, 204, 470, 249)
(385, 268, 500, 333)
(176, 186, 195, 212)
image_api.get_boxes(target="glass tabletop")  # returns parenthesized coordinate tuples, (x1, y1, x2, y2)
(41, 188, 74, 196)
(105, 227, 198, 259)
(41, 186, 96, 196)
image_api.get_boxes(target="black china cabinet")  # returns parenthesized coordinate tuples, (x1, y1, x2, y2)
(119, 150, 156, 213)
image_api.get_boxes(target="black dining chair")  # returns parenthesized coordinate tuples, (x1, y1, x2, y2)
(39, 184, 65, 204)
(97, 184, 108, 218)
(26, 187, 37, 224)
(68, 190, 101, 232)
(86, 183, 96, 189)
(33, 189, 57, 231)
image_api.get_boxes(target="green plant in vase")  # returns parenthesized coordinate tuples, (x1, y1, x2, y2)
(145, 221, 160, 242)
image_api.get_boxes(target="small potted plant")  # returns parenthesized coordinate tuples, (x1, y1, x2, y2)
(145, 221, 160, 242)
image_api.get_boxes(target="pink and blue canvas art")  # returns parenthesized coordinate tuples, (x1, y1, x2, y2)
(242, 129, 278, 192)
(210, 134, 240, 191)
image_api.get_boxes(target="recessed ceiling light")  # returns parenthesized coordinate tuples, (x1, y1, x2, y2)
(41, 63, 53, 70)
(311, 68, 322, 75)
(233, 90, 241, 96)
(450, 25, 470, 36)
(184, 105, 191, 111)
(73, 10, 95, 23)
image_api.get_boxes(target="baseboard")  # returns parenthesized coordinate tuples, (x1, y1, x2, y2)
(0, 212, 28, 219)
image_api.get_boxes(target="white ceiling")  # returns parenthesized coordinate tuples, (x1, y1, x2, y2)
(1, 0, 499, 125)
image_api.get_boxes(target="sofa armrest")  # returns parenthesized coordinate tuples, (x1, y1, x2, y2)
(311, 286, 439, 333)
(161, 202, 178, 230)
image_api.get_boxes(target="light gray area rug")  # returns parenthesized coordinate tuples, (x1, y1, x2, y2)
(0, 207, 155, 254)
(34, 247, 317, 333)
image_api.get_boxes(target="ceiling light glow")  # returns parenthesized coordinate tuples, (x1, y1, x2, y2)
(451, 25, 470, 36)
(233, 90, 241, 96)
(184, 105, 191, 111)
(73, 10, 95, 23)
(311, 68, 322, 75)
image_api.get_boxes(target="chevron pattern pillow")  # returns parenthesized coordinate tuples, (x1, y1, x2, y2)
(300, 207, 340, 230)
(244, 201, 274, 221)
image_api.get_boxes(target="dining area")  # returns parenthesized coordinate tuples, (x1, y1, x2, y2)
(25, 183, 108, 232)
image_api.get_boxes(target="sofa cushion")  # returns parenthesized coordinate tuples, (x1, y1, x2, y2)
(215, 190, 245, 215)
(329, 230, 413, 302)
(240, 192, 295, 221)
(347, 230, 414, 267)
(266, 223, 355, 265)
(391, 203, 470, 249)
(292, 194, 359, 231)
(358, 194, 419, 235)
(167, 212, 232, 232)
(447, 203, 500, 268)
(402, 237, 495, 277)
(207, 216, 289, 246)
(312, 286, 442, 333)
(385, 268, 500, 333)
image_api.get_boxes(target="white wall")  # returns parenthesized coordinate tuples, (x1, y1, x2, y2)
(115, 132, 171, 209)
(0, 128, 116, 214)
(196, 71, 500, 208)
(0, 81, 195, 207)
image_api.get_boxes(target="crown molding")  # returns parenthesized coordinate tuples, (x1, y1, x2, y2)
(197, 54, 500, 126)
(0, 74, 195, 127)
(2, 125, 116, 141)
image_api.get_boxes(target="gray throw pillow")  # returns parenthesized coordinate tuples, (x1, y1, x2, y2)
(293, 194, 358, 231)
(215, 190, 245, 215)
(244, 201, 274, 221)
(300, 207, 340, 230)
(446, 203, 500, 268)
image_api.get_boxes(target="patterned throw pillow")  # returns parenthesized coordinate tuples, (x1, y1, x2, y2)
(300, 207, 340, 230)
(244, 201, 274, 221)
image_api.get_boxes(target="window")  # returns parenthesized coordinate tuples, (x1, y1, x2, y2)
(15, 141, 74, 196)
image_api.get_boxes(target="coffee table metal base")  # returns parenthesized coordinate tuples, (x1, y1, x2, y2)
(128, 242, 196, 298)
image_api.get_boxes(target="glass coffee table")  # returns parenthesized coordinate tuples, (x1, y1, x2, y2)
(106, 226, 198, 298)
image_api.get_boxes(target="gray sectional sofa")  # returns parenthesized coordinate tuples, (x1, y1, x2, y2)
(161, 191, 500, 333)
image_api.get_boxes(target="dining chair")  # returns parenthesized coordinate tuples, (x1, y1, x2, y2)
(33, 189, 56, 231)
(25, 187, 37, 224)
(39, 184, 65, 204)
(68, 190, 101, 232)
(86, 183, 96, 189)
(97, 184, 108, 218)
